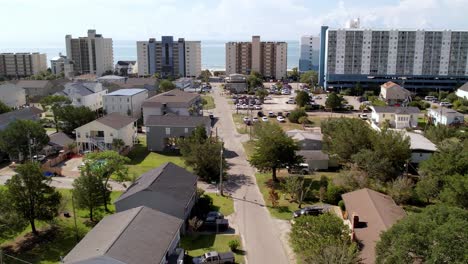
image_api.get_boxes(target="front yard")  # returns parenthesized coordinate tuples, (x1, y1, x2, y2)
(202, 95, 216, 110)
(181, 234, 245, 263)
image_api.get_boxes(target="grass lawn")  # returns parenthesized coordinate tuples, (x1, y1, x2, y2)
(241, 140, 255, 159)
(181, 234, 245, 263)
(0, 189, 122, 264)
(232, 114, 250, 134)
(206, 193, 234, 216)
(255, 171, 339, 220)
(126, 134, 187, 176)
(276, 118, 303, 131)
(202, 95, 216, 110)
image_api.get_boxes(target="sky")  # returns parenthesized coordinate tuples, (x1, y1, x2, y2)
(0, 0, 468, 45)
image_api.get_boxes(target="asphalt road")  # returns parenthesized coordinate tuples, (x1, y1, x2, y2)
(211, 85, 290, 264)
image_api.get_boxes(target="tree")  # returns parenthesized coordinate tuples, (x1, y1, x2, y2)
(0, 100, 11, 114)
(5, 162, 62, 235)
(290, 213, 358, 263)
(419, 139, 468, 179)
(56, 105, 96, 134)
(255, 88, 269, 102)
(295, 90, 311, 107)
(439, 174, 468, 209)
(415, 175, 439, 203)
(199, 69, 212, 83)
(321, 118, 374, 163)
(73, 164, 110, 221)
(112, 138, 125, 151)
(268, 188, 280, 208)
(179, 126, 229, 183)
(388, 176, 414, 204)
(247, 74, 263, 90)
(249, 122, 302, 182)
(355, 82, 363, 96)
(0, 188, 28, 240)
(289, 67, 300, 81)
(299, 70, 318, 86)
(83, 151, 130, 211)
(376, 204, 468, 263)
(325, 92, 343, 110)
(0, 119, 49, 161)
(424, 125, 459, 144)
(158, 79, 176, 93)
(288, 108, 307, 123)
(40, 95, 71, 132)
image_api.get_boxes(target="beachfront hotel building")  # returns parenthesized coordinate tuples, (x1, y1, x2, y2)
(136, 37, 201, 78)
(318, 27, 468, 90)
(225, 36, 287, 80)
(299, 35, 320, 72)
(0, 52, 47, 78)
(65, 29, 114, 77)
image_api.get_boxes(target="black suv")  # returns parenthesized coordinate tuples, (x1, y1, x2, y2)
(293, 205, 329, 218)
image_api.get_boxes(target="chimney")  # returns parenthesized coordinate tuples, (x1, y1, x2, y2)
(352, 213, 359, 228)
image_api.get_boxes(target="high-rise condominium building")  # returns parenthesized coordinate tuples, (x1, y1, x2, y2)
(65, 29, 114, 77)
(226, 36, 287, 80)
(319, 26, 468, 89)
(299, 35, 320, 72)
(0, 52, 47, 78)
(136, 37, 201, 78)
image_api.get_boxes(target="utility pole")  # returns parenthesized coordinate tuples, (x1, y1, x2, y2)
(27, 132, 33, 162)
(71, 193, 79, 243)
(219, 144, 224, 196)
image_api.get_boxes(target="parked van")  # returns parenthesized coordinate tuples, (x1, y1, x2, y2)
(424, 96, 436, 101)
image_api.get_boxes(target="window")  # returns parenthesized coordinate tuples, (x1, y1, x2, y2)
(110, 133, 113, 137)
(165, 128, 171, 135)
(77, 132, 81, 138)
(184, 128, 189, 133)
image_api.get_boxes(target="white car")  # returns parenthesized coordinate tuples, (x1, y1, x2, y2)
(286, 99, 296, 104)
(33, 155, 46, 162)
(359, 114, 368, 120)
(254, 105, 262, 110)
(440, 102, 452, 107)
(261, 116, 269, 122)
(243, 117, 250, 123)
(252, 117, 259, 122)
(277, 116, 285, 122)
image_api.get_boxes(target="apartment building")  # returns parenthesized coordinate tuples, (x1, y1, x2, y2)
(225, 36, 287, 80)
(50, 53, 74, 78)
(137, 37, 201, 78)
(0, 53, 47, 78)
(319, 27, 468, 90)
(299, 35, 320, 72)
(65, 29, 114, 77)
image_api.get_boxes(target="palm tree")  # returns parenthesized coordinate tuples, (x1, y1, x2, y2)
(112, 139, 125, 152)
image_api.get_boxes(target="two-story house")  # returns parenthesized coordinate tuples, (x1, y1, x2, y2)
(59, 82, 108, 111)
(0, 82, 26, 108)
(103, 89, 148, 119)
(75, 113, 137, 152)
(142, 89, 202, 124)
(427, 107, 464, 126)
(379, 81, 411, 106)
(456, 82, 468, 99)
(15, 80, 55, 99)
(370, 106, 420, 130)
(0, 106, 43, 131)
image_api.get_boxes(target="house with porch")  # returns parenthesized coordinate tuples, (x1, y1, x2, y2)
(427, 107, 464, 126)
(103, 88, 148, 118)
(379, 81, 411, 106)
(142, 89, 202, 124)
(63, 206, 184, 264)
(370, 106, 420, 130)
(75, 113, 137, 152)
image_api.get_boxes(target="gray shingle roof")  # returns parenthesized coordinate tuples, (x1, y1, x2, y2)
(297, 150, 329, 161)
(16, 80, 51, 89)
(48, 132, 74, 147)
(142, 89, 200, 108)
(458, 82, 468, 92)
(63, 206, 183, 264)
(287, 130, 323, 141)
(0, 107, 43, 130)
(372, 106, 420, 114)
(64, 82, 102, 96)
(95, 113, 137, 130)
(116, 162, 198, 208)
(146, 115, 211, 127)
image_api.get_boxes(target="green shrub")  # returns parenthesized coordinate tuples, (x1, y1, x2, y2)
(338, 200, 346, 211)
(288, 108, 308, 123)
(325, 182, 345, 205)
(228, 239, 240, 251)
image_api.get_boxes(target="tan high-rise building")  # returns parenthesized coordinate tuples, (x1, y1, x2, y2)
(0, 52, 47, 78)
(225, 36, 287, 80)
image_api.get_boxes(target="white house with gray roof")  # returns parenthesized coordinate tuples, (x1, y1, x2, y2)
(401, 131, 437, 164)
(75, 112, 137, 152)
(63, 206, 184, 264)
(59, 82, 107, 111)
(103, 88, 148, 118)
(115, 162, 198, 222)
(370, 106, 420, 129)
(456, 82, 468, 99)
(427, 107, 464, 126)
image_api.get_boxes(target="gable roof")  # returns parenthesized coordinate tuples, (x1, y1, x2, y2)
(297, 150, 329, 161)
(16, 80, 51, 89)
(371, 106, 420, 114)
(95, 113, 137, 130)
(142, 89, 200, 108)
(380, 81, 411, 100)
(116, 162, 198, 208)
(428, 107, 463, 116)
(146, 115, 211, 127)
(342, 188, 406, 263)
(116, 78, 156, 89)
(48, 132, 74, 147)
(286, 130, 323, 141)
(458, 82, 468, 92)
(106, 88, 147, 96)
(403, 131, 437, 152)
(0, 107, 43, 130)
(63, 82, 102, 96)
(63, 206, 183, 264)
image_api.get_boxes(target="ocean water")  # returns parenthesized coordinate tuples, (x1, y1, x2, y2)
(0, 40, 299, 71)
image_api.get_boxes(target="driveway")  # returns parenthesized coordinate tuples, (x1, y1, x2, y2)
(211, 84, 291, 264)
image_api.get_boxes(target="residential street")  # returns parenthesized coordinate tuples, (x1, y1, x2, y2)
(210, 85, 290, 264)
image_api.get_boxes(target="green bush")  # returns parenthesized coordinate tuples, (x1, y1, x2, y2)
(338, 200, 346, 211)
(228, 239, 240, 251)
(288, 108, 308, 123)
(325, 182, 345, 205)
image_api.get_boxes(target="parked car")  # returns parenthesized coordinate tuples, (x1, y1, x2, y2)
(359, 113, 368, 120)
(33, 155, 46, 162)
(287, 163, 310, 175)
(424, 96, 436, 101)
(284, 111, 290, 117)
(193, 251, 235, 264)
(293, 205, 330, 218)
(206, 211, 224, 220)
(261, 116, 269, 122)
(252, 117, 259, 123)
(277, 116, 285, 122)
(203, 218, 229, 232)
(257, 111, 264, 117)
(268, 111, 275, 117)
(208, 112, 214, 119)
(440, 101, 453, 107)
(265, 96, 272, 100)
(277, 112, 283, 117)
(286, 98, 296, 104)
(254, 105, 262, 110)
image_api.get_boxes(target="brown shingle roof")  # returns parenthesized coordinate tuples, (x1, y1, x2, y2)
(342, 188, 406, 264)
(142, 89, 200, 108)
(96, 112, 137, 130)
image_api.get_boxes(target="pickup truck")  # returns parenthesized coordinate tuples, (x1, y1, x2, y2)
(193, 251, 235, 264)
